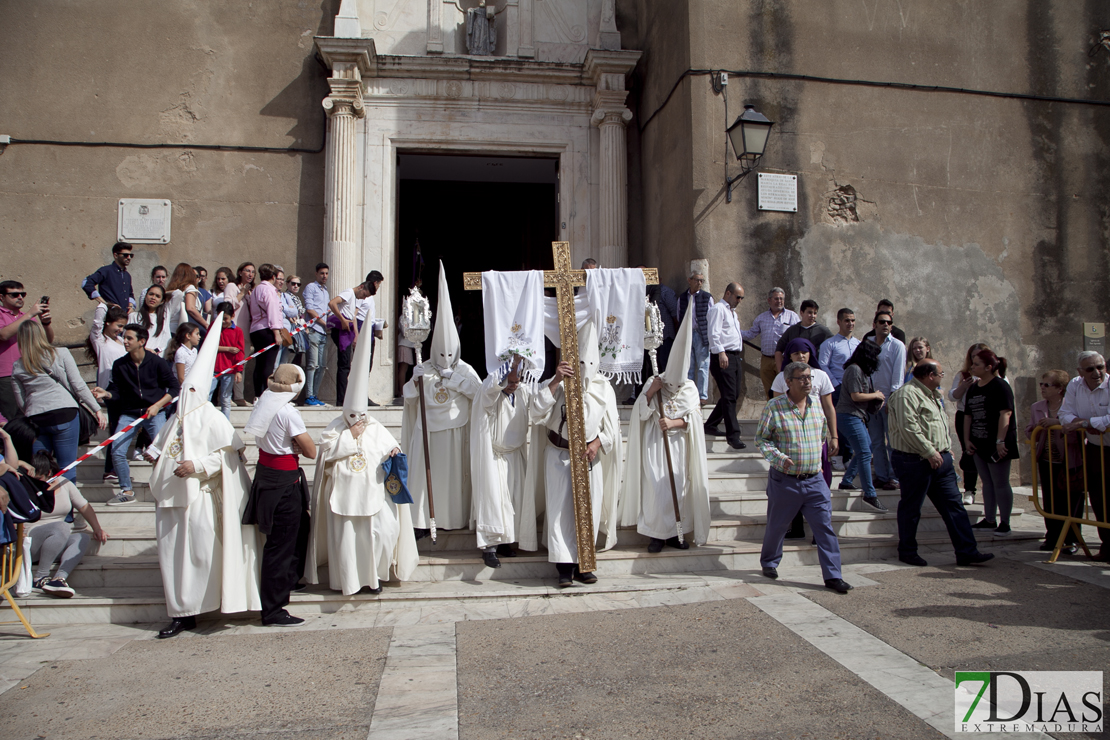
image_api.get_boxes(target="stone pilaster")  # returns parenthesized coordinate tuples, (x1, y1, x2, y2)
(585, 49, 641, 269)
(315, 37, 376, 295)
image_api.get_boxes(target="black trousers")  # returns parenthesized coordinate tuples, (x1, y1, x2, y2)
(953, 410, 979, 493)
(259, 484, 310, 622)
(331, 328, 354, 406)
(1083, 444, 1110, 546)
(706, 350, 742, 442)
(250, 329, 280, 401)
(1038, 460, 1084, 546)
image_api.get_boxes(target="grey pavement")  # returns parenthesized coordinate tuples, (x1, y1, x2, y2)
(0, 542, 1106, 739)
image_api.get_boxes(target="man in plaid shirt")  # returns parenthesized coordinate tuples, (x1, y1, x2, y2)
(756, 361, 853, 594)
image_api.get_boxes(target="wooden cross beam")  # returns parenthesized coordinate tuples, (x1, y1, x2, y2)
(464, 241, 658, 572)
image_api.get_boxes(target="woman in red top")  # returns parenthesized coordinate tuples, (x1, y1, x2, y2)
(213, 304, 244, 419)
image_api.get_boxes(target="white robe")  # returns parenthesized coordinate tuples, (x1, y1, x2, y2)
(621, 377, 712, 545)
(470, 376, 534, 550)
(150, 406, 261, 618)
(402, 361, 482, 530)
(525, 376, 621, 564)
(305, 417, 420, 595)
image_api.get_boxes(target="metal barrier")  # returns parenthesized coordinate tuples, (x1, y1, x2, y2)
(0, 524, 49, 639)
(1028, 426, 1110, 563)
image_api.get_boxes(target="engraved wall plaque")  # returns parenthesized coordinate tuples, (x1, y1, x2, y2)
(757, 173, 798, 213)
(118, 199, 171, 244)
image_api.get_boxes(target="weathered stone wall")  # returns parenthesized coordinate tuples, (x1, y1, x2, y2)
(622, 0, 1110, 477)
(0, 1, 335, 343)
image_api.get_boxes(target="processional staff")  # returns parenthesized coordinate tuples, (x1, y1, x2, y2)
(644, 296, 684, 545)
(401, 287, 437, 544)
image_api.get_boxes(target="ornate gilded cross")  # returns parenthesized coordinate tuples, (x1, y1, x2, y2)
(464, 241, 657, 571)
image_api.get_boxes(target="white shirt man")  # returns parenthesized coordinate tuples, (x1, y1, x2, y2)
(1058, 351, 1110, 560)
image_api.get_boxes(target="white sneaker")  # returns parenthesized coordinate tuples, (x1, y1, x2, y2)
(132, 448, 145, 461)
(962, 494, 974, 506)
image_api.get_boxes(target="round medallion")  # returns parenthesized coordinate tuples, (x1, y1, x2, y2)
(445, 81, 463, 98)
(168, 440, 182, 458)
(386, 477, 402, 495)
(350, 451, 367, 473)
(434, 387, 450, 404)
(497, 82, 516, 99)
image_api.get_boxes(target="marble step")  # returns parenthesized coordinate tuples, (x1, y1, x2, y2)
(71, 501, 1025, 559)
(17, 532, 1040, 625)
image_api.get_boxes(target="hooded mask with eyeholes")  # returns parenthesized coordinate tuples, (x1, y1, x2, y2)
(578, 319, 600, 383)
(429, 260, 460, 372)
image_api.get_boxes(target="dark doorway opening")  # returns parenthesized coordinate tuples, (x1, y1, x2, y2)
(395, 153, 559, 381)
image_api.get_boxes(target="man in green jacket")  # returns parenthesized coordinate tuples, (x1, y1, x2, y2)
(887, 361, 993, 567)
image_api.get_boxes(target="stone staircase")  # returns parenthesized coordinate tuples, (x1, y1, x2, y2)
(10, 404, 1039, 625)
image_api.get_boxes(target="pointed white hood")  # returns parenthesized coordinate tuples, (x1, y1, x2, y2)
(430, 260, 460, 371)
(181, 323, 221, 417)
(663, 305, 694, 390)
(342, 313, 375, 426)
(578, 318, 600, 382)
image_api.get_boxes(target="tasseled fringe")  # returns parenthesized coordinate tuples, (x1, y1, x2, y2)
(495, 356, 544, 387)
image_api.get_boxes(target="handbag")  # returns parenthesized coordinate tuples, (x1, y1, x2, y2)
(44, 354, 100, 446)
(278, 328, 294, 347)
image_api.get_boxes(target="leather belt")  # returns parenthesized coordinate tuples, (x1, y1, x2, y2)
(784, 471, 818, 480)
(547, 431, 570, 450)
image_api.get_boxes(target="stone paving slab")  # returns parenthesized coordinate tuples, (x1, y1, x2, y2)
(0, 628, 391, 740)
(454, 597, 945, 740)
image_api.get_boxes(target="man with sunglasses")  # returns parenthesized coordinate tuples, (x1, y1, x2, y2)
(866, 310, 906, 491)
(82, 241, 136, 311)
(1059, 351, 1110, 561)
(0, 281, 55, 421)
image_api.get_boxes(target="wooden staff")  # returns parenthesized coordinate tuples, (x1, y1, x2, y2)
(648, 350, 684, 545)
(415, 345, 437, 544)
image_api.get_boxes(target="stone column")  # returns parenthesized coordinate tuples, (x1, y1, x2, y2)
(585, 50, 641, 269)
(315, 37, 376, 295)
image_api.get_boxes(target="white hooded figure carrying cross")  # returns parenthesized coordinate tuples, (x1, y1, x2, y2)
(402, 263, 483, 534)
(620, 307, 712, 552)
(148, 320, 261, 638)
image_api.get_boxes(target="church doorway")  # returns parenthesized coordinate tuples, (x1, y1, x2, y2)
(395, 153, 559, 385)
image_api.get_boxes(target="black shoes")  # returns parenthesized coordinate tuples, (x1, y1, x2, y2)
(482, 551, 502, 569)
(955, 552, 995, 566)
(496, 544, 516, 558)
(647, 538, 665, 553)
(703, 425, 725, 437)
(727, 438, 747, 450)
(824, 578, 853, 594)
(899, 554, 928, 566)
(414, 528, 431, 540)
(665, 536, 690, 550)
(837, 481, 859, 490)
(761, 566, 779, 579)
(970, 519, 997, 529)
(877, 479, 899, 491)
(291, 582, 308, 593)
(262, 612, 305, 627)
(362, 585, 383, 595)
(861, 496, 889, 513)
(573, 569, 598, 585)
(556, 563, 574, 587)
(784, 530, 806, 540)
(157, 616, 196, 639)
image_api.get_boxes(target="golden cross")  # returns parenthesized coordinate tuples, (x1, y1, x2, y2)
(464, 241, 658, 571)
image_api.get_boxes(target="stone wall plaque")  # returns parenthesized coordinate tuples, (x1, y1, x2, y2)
(117, 199, 171, 244)
(1084, 322, 1105, 354)
(757, 173, 798, 213)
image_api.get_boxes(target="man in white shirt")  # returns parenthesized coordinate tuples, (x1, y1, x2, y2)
(1059, 350, 1110, 560)
(819, 308, 861, 406)
(867, 310, 907, 490)
(704, 282, 746, 450)
(327, 281, 373, 407)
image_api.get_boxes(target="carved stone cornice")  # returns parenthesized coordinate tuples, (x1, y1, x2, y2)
(375, 54, 587, 85)
(324, 77, 365, 119)
(583, 49, 641, 91)
(315, 36, 377, 79)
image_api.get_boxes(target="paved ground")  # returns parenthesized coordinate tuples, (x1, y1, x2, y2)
(0, 541, 1107, 740)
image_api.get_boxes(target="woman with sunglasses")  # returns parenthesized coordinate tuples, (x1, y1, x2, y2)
(1026, 370, 1083, 555)
(963, 348, 1018, 536)
(280, 274, 307, 367)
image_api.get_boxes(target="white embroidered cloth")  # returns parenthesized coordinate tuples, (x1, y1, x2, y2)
(481, 270, 546, 384)
(586, 268, 646, 384)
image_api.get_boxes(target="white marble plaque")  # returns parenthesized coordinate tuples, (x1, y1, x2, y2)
(757, 173, 798, 212)
(117, 199, 171, 244)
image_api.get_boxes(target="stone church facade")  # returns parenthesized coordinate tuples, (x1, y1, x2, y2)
(2, 1, 1108, 425)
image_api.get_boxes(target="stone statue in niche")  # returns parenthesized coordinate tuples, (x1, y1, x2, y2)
(466, 0, 496, 56)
